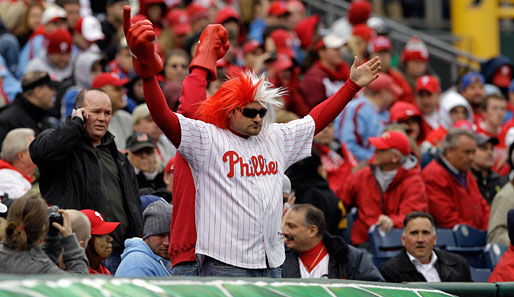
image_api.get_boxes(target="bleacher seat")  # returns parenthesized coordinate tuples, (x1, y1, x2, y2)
(343, 207, 357, 245)
(435, 228, 456, 250)
(445, 224, 487, 268)
(469, 267, 491, 282)
(368, 225, 403, 268)
(483, 243, 508, 270)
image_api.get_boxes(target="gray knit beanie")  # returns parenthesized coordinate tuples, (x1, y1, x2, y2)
(143, 200, 172, 239)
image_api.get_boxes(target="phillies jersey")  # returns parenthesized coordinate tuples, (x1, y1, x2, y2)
(177, 114, 315, 269)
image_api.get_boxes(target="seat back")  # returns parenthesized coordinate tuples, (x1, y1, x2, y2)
(343, 207, 357, 245)
(470, 267, 491, 282)
(435, 228, 456, 250)
(483, 243, 508, 270)
(453, 224, 487, 247)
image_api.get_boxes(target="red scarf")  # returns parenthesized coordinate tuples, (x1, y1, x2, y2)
(0, 160, 33, 183)
(89, 264, 112, 275)
(299, 240, 328, 273)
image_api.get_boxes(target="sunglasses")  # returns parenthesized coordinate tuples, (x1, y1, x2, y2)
(241, 107, 267, 118)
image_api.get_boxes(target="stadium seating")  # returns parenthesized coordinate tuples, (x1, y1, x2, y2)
(368, 225, 403, 267)
(469, 267, 492, 282)
(483, 243, 508, 270)
(343, 207, 357, 245)
(445, 224, 487, 268)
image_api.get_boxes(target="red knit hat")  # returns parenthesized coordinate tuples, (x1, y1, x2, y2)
(295, 15, 319, 50)
(348, 0, 371, 25)
(215, 7, 239, 24)
(167, 9, 192, 35)
(270, 29, 295, 58)
(47, 29, 72, 54)
(401, 37, 429, 62)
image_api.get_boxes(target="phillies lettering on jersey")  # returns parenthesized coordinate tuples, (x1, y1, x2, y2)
(223, 150, 278, 177)
(176, 113, 315, 269)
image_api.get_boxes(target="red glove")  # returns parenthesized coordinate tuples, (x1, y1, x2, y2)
(123, 6, 163, 79)
(189, 24, 230, 82)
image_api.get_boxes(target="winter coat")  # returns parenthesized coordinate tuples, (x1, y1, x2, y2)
(116, 238, 172, 277)
(341, 155, 428, 245)
(0, 234, 88, 275)
(29, 116, 143, 238)
(422, 156, 490, 229)
(380, 248, 472, 282)
(283, 232, 384, 281)
(487, 182, 514, 246)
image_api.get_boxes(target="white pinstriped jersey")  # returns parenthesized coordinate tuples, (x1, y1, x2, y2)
(176, 114, 315, 269)
(299, 255, 329, 278)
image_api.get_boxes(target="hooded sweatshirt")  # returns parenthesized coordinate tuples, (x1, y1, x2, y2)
(115, 238, 172, 277)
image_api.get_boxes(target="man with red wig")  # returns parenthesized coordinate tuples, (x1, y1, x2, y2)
(123, 6, 380, 277)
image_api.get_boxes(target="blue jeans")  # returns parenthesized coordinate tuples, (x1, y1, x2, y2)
(199, 256, 282, 278)
(104, 252, 121, 275)
(172, 261, 199, 276)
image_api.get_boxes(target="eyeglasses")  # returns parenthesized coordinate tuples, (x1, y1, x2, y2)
(241, 107, 267, 118)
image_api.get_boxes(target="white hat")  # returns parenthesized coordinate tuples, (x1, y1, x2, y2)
(75, 15, 105, 42)
(322, 32, 346, 49)
(42, 5, 67, 25)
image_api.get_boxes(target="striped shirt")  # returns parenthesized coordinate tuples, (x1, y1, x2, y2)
(177, 114, 315, 269)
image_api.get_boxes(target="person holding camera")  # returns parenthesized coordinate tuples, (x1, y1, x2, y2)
(0, 192, 89, 275)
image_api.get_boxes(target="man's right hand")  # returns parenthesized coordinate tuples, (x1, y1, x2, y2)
(123, 5, 163, 79)
(71, 108, 88, 121)
(189, 24, 230, 82)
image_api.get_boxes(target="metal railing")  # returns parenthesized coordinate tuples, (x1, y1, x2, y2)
(302, 0, 484, 88)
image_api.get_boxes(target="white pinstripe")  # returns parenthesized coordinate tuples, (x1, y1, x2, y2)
(177, 114, 315, 269)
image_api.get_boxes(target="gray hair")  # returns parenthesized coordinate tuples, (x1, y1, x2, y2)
(1, 128, 35, 164)
(442, 128, 475, 155)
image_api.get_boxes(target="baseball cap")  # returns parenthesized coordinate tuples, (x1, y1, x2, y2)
(460, 72, 485, 91)
(352, 24, 374, 42)
(366, 73, 402, 97)
(126, 132, 155, 152)
(74, 15, 105, 42)
(369, 131, 411, 156)
(268, 1, 289, 17)
(132, 103, 151, 124)
(492, 65, 512, 88)
(475, 133, 499, 147)
(401, 37, 429, 62)
(316, 32, 346, 50)
(416, 75, 440, 94)
(270, 29, 295, 58)
(215, 7, 239, 24)
(42, 5, 67, 25)
(91, 72, 129, 88)
(390, 101, 422, 123)
(186, 3, 209, 23)
(80, 209, 120, 235)
(167, 9, 192, 35)
(368, 36, 391, 53)
(47, 29, 72, 54)
(242, 40, 263, 56)
(271, 53, 293, 72)
(348, 0, 371, 25)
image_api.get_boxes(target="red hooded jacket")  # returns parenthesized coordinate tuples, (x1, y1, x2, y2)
(341, 157, 428, 245)
(489, 245, 514, 282)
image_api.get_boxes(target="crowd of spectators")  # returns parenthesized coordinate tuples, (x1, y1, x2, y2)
(0, 0, 513, 285)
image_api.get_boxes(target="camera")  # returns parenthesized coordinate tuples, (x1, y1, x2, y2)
(48, 205, 63, 235)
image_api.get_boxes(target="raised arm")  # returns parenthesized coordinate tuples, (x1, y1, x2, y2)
(309, 56, 381, 134)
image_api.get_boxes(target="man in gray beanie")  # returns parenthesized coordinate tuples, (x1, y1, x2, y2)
(115, 199, 173, 277)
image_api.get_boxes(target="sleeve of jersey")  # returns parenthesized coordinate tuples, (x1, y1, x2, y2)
(308, 78, 361, 135)
(279, 116, 316, 168)
(142, 77, 181, 148)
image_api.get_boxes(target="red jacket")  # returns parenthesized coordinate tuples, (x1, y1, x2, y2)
(387, 69, 414, 105)
(422, 157, 490, 230)
(489, 245, 514, 282)
(341, 158, 428, 245)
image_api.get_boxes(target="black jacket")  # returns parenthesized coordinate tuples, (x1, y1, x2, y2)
(470, 167, 509, 205)
(0, 93, 52, 149)
(29, 116, 143, 238)
(282, 232, 384, 281)
(379, 248, 472, 283)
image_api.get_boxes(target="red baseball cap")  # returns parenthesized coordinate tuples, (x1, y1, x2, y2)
(352, 24, 374, 42)
(401, 37, 429, 62)
(268, 1, 289, 17)
(271, 53, 293, 71)
(368, 35, 391, 53)
(215, 7, 239, 24)
(80, 209, 120, 235)
(415, 75, 440, 94)
(270, 29, 295, 58)
(493, 65, 513, 88)
(369, 131, 411, 155)
(167, 9, 192, 35)
(186, 3, 209, 23)
(366, 73, 402, 97)
(295, 14, 319, 50)
(47, 29, 72, 54)
(242, 40, 263, 55)
(390, 101, 422, 123)
(92, 72, 129, 88)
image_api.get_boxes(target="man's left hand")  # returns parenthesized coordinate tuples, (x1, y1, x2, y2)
(377, 214, 393, 233)
(349, 56, 381, 87)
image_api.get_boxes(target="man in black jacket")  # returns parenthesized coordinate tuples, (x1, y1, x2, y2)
(29, 88, 143, 275)
(282, 204, 384, 281)
(379, 211, 472, 282)
(0, 71, 56, 151)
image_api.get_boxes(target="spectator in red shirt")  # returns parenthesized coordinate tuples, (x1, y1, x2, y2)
(489, 209, 514, 282)
(415, 75, 441, 132)
(422, 128, 490, 229)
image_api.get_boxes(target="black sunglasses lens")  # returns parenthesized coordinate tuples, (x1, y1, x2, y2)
(242, 108, 267, 118)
